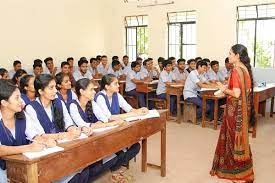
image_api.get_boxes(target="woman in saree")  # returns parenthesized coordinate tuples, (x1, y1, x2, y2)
(210, 44, 255, 183)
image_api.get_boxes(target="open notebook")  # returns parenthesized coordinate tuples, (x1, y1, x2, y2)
(23, 146, 64, 159)
(57, 133, 88, 144)
(124, 109, 160, 122)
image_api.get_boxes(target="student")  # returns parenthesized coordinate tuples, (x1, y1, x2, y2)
(11, 69, 27, 86)
(172, 59, 187, 84)
(136, 57, 143, 67)
(94, 74, 148, 170)
(19, 75, 36, 106)
(200, 58, 211, 82)
(108, 60, 124, 78)
(68, 78, 123, 180)
(96, 55, 102, 65)
(112, 56, 119, 61)
(121, 55, 131, 75)
(168, 57, 177, 70)
(44, 57, 58, 76)
(157, 57, 165, 72)
(32, 62, 43, 77)
(60, 61, 76, 87)
(97, 55, 109, 75)
(125, 61, 146, 107)
(0, 79, 51, 183)
(183, 60, 214, 120)
(140, 59, 159, 80)
(55, 73, 78, 105)
(73, 59, 93, 81)
(185, 59, 197, 74)
(67, 57, 77, 73)
(221, 57, 233, 81)
(8, 60, 22, 78)
(208, 60, 224, 82)
(0, 68, 9, 80)
(156, 60, 177, 115)
(89, 58, 102, 79)
(25, 74, 89, 183)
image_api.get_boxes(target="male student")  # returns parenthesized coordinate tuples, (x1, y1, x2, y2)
(183, 60, 214, 121)
(156, 60, 176, 115)
(9, 60, 22, 78)
(221, 57, 233, 81)
(157, 57, 165, 72)
(172, 58, 187, 84)
(140, 59, 159, 80)
(32, 62, 43, 77)
(208, 60, 225, 82)
(97, 55, 109, 75)
(89, 57, 102, 79)
(67, 57, 77, 73)
(108, 60, 124, 78)
(60, 61, 76, 87)
(44, 57, 59, 75)
(121, 55, 131, 75)
(73, 59, 93, 81)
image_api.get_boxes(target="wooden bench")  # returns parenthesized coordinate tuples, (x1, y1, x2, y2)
(148, 98, 167, 110)
(182, 101, 197, 124)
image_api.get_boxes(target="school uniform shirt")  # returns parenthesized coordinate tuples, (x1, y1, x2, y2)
(89, 67, 98, 76)
(122, 64, 131, 75)
(172, 69, 187, 81)
(69, 99, 109, 125)
(0, 112, 40, 183)
(73, 69, 93, 82)
(108, 67, 123, 77)
(94, 90, 132, 119)
(56, 89, 78, 104)
(8, 70, 15, 78)
(25, 98, 74, 139)
(207, 70, 225, 81)
(183, 70, 201, 100)
(97, 64, 109, 75)
(221, 67, 231, 80)
(140, 68, 158, 79)
(125, 70, 141, 92)
(156, 70, 173, 95)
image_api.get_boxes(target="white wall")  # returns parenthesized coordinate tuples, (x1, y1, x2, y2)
(0, 0, 106, 70)
(104, 0, 275, 65)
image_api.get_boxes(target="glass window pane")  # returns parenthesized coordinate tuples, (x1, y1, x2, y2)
(238, 6, 257, 19)
(169, 45, 181, 59)
(255, 19, 275, 68)
(169, 24, 181, 44)
(137, 27, 148, 59)
(258, 4, 275, 18)
(182, 45, 196, 60)
(182, 24, 196, 44)
(237, 20, 256, 65)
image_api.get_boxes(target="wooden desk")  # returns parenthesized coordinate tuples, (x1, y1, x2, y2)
(119, 80, 126, 95)
(201, 89, 225, 130)
(136, 81, 158, 108)
(4, 110, 167, 182)
(166, 84, 184, 123)
(252, 83, 275, 138)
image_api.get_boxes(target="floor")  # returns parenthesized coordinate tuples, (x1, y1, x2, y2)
(93, 115, 275, 183)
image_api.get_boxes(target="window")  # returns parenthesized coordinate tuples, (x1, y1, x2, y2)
(167, 11, 196, 60)
(125, 15, 148, 61)
(237, 4, 275, 68)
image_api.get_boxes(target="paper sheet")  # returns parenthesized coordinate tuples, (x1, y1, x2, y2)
(93, 125, 119, 133)
(124, 109, 160, 122)
(23, 146, 64, 159)
(57, 133, 88, 144)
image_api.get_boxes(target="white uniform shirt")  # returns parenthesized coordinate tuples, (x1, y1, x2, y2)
(73, 69, 93, 82)
(172, 69, 187, 81)
(156, 70, 173, 95)
(125, 70, 141, 92)
(183, 70, 201, 99)
(97, 64, 109, 75)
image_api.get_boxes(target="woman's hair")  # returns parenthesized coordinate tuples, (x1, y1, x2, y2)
(100, 74, 117, 91)
(34, 74, 64, 130)
(0, 68, 8, 77)
(75, 78, 94, 121)
(0, 79, 24, 119)
(12, 69, 27, 84)
(19, 74, 34, 94)
(55, 72, 69, 90)
(231, 44, 255, 127)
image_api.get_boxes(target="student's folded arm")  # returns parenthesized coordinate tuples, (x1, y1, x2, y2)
(0, 145, 39, 157)
(131, 78, 143, 84)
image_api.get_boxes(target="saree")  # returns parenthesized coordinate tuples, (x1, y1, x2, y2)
(210, 67, 254, 182)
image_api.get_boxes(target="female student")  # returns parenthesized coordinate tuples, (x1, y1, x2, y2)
(94, 74, 148, 170)
(0, 68, 9, 80)
(25, 74, 90, 183)
(11, 69, 27, 86)
(68, 78, 124, 180)
(55, 72, 77, 105)
(0, 79, 50, 183)
(210, 44, 255, 183)
(19, 74, 36, 106)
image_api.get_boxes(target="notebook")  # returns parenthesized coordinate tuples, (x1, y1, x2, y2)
(124, 109, 160, 122)
(57, 133, 88, 144)
(23, 146, 64, 159)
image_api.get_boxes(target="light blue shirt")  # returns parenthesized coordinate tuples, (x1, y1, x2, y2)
(156, 70, 173, 95)
(183, 70, 201, 99)
(172, 69, 187, 81)
(208, 70, 225, 81)
(73, 69, 93, 82)
(122, 65, 131, 75)
(140, 68, 158, 79)
(97, 64, 110, 75)
(125, 70, 141, 92)
(108, 68, 123, 77)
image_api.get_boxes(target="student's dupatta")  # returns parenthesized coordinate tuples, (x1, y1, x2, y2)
(233, 67, 250, 162)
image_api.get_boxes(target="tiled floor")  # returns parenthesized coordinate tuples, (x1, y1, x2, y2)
(94, 115, 275, 183)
